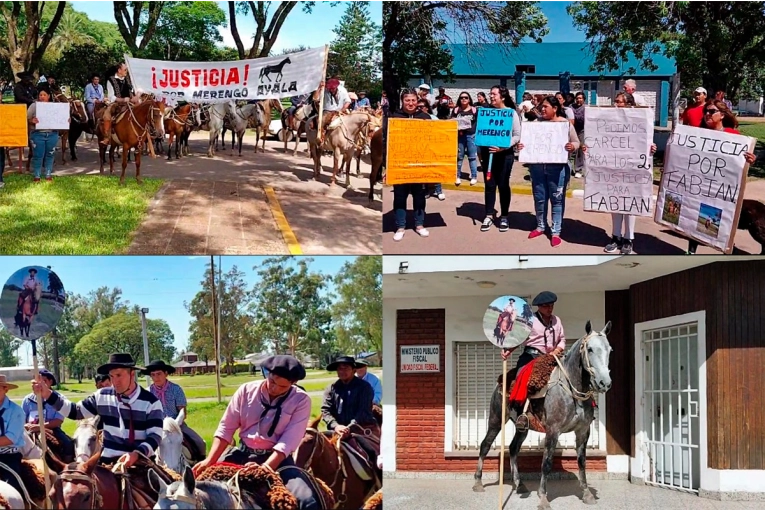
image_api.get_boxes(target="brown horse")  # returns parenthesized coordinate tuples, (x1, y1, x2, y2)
(253, 99, 284, 153)
(293, 417, 380, 510)
(96, 99, 166, 184)
(48, 451, 122, 510)
(368, 128, 383, 203)
(164, 104, 195, 160)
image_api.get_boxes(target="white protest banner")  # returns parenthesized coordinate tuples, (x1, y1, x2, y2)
(518, 121, 570, 164)
(583, 107, 655, 216)
(34, 102, 70, 130)
(399, 345, 440, 373)
(654, 124, 755, 253)
(125, 46, 326, 103)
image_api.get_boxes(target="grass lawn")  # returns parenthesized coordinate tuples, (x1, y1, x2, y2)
(0, 174, 163, 254)
(737, 121, 765, 180)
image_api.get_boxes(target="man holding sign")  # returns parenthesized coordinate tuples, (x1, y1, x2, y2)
(475, 86, 521, 233)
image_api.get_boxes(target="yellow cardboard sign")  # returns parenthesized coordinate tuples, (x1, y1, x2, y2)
(386, 118, 458, 185)
(0, 104, 29, 147)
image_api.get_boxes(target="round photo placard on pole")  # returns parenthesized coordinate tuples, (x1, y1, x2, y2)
(482, 295, 533, 349)
(0, 266, 66, 341)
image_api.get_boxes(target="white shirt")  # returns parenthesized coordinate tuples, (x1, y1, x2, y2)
(22, 276, 38, 291)
(632, 93, 648, 106)
(106, 77, 129, 102)
(518, 100, 534, 121)
(324, 88, 351, 112)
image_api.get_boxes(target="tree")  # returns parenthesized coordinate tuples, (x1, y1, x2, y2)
(383, 1, 549, 111)
(567, 1, 765, 99)
(47, 10, 95, 61)
(0, 329, 21, 367)
(0, 1, 66, 78)
(227, 1, 339, 60)
(74, 311, 175, 371)
(53, 42, 125, 95)
(145, 1, 227, 61)
(332, 256, 382, 360)
(328, 2, 381, 95)
(113, 1, 165, 56)
(250, 257, 333, 358)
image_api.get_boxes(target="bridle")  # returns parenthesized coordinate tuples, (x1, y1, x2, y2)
(552, 333, 602, 402)
(124, 100, 163, 141)
(56, 467, 102, 510)
(300, 427, 347, 505)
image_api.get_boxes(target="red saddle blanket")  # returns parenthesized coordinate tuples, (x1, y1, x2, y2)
(508, 359, 536, 405)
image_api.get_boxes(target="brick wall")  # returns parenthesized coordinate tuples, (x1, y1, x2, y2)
(395, 308, 606, 473)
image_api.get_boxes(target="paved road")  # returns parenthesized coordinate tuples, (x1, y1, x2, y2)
(41, 132, 381, 255)
(383, 478, 763, 510)
(383, 163, 763, 254)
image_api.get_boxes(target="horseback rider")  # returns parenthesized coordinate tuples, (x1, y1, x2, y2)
(315, 77, 351, 144)
(192, 355, 322, 510)
(31, 353, 164, 469)
(13, 71, 37, 106)
(355, 90, 371, 110)
(99, 62, 139, 146)
(142, 360, 207, 460)
(21, 369, 75, 460)
(17, 268, 40, 316)
(46, 74, 61, 95)
(501, 291, 566, 432)
(286, 93, 310, 131)
(0, 375, 27, 498)
(84, 73, 105, 123)
(355, 360, 382, 406)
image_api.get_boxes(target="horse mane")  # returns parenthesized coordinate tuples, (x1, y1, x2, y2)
(163, 416, 183, 436)
(307, 416, 321, 430)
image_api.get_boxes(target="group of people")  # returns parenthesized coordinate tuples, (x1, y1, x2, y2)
(0, 349, 380, 509)
(389, 80, 757, 254)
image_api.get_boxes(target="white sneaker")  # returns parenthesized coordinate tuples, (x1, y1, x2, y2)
(437, 193, 445, 201)
(393, 230, 405, 242)
(574, 172, 583, 179)
(416, 227, 430, 237)
(455, 178, 461, 186)
(0, 182, 4, 188)
(470, 178, 477, 185)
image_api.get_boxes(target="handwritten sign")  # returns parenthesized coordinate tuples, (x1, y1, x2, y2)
(386, 118, 457, 185)
(654, 124, 754, 253)
(35, 102, 70, 130)
(583, 107, 655, 216)
(475, 108, 514, 148)
(400, 345, 440, 373)
(0, 105, 29, 147)
(518, 121, 570, 164)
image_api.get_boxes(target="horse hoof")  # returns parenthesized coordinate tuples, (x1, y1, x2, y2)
(471, 482, 485, 493)
(72, 157, 78, 161)
(516, 483, 530, 494)
(537, 497, 552, 510)
(583, 492, 596, 505)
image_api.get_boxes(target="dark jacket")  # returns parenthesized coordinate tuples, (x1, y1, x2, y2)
(321, 376, 375, 430)
(14, 82, 36, 105)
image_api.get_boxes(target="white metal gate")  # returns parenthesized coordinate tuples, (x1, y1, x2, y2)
(454, 341, 599, 451)
(641, 323, 700, 492)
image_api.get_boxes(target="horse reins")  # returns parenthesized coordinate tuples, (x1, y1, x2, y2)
(552, 334, 598, 402)
(57, 468, 101, 510)
(301, 427, 346, 505)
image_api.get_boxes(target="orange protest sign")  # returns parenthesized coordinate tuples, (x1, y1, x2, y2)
(386, 118, 458, 185)
(0, 105, 29, 148)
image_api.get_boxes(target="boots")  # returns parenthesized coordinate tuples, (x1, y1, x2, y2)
(100, 118, 112, 145)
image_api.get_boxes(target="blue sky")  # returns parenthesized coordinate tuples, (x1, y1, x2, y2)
(69, 1, 382, 54)
(534, 1, 586, 42)
(0, 256, 356, 365)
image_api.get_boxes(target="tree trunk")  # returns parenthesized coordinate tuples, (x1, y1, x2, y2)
(53, 336, 61, 387)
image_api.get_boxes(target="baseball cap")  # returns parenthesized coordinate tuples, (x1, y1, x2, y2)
(694, 87, 707, 95)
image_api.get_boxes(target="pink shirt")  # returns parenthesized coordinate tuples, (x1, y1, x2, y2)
(523, 314, 566, 353)
(214, 380, 311, 457)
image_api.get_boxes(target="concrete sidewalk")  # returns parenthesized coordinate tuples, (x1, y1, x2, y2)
(383, 478, 763, 510)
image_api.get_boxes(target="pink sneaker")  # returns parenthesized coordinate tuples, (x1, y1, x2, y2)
(528, 229, 545, 240)
(551, 236, 562, 247)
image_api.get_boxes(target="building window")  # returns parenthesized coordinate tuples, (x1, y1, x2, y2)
(516, 65, 536, 74)
(454, 338, 600, 451)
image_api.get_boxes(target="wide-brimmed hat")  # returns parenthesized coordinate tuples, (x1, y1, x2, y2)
(327, 355, 362, 371)
(16, 71, 34, 80)
(39, 369, 57, 386)
(0, 375, 19, 390)
(355, 359, 369, 367)
(97, 353, 145, 375)
(262, 355, 306, 381)
(532, 291, 558, 306)
(29, 268, 37, 274)
(142, 360, 176, 375)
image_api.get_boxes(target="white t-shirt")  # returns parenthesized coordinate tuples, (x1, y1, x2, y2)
(324, 88, 351, 112)
(632, 93, 648, 106)
(518, 100, 534, 121)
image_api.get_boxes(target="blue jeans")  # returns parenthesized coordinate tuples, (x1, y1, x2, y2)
(0, 147, 5, 183)
(530, 163, 569, 235)
(457, 133, 478, 180)
(30, 131, 59, 179)
(393, 184, 426, 229)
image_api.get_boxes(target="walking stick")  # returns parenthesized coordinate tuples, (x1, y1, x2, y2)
(32, 337, 52, 510)
(498, 357, 507, 509)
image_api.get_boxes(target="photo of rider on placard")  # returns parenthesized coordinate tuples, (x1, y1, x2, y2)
(0, 266, 65, 340)
(483, 295, 533, 348)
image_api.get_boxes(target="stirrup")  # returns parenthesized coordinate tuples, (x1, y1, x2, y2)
(515, 413, 529, 433)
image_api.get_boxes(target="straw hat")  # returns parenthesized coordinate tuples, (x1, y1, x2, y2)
(0, 375, 19, 390)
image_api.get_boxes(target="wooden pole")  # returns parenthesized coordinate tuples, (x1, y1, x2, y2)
(32, 338, 52, 510)
(209, 256, 221, 403)
(499, 358, 508, 509)
(217, 256, 223, 398)
(316, 44, 330, 141)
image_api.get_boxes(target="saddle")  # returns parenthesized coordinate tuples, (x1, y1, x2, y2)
(500, 354, 561, 433)
(328, 423, 382, 488)
(9, 460, 49, 507)
(104, 454, 181, 510)
(181, 433, 205, 462)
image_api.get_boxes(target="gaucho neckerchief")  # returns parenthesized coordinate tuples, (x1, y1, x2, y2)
(260, 386, 294, 437)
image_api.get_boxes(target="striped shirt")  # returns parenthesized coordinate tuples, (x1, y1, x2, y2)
(149, 381, 187, 420)
(46, 384, 163, 459)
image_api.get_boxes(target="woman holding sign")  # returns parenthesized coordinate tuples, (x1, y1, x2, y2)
(451, 91, 479, 186)
(684, 99, 756, 254)
(517, 95, 580, 247)
(391, 89, 433, 242)
(27, 84, 65, 183)
(478, 86, 521, 233)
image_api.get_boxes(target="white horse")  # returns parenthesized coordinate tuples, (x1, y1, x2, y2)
(19, 429, 42, 459)
(0, 480, 24, 509)
(156, 408, 193, 474)
(227, 104, 265, 157)
(73, 416, 100, 463)
(201, 102, 234, 157)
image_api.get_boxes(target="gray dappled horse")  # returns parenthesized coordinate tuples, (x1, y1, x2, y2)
(151, 466, 259, 509)
(472, 321, 613, 510)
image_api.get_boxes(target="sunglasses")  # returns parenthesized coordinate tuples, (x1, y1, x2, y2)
(704, 109, 720, 115)
(459, 97, 469, 100)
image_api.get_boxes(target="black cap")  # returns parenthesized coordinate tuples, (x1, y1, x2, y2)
(39, 369, 56, 386)
(262, 355, 306, 382)
(532, 291, 558, 306)
(94, 374, 110, 384)
(327, 355, 362, 371)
